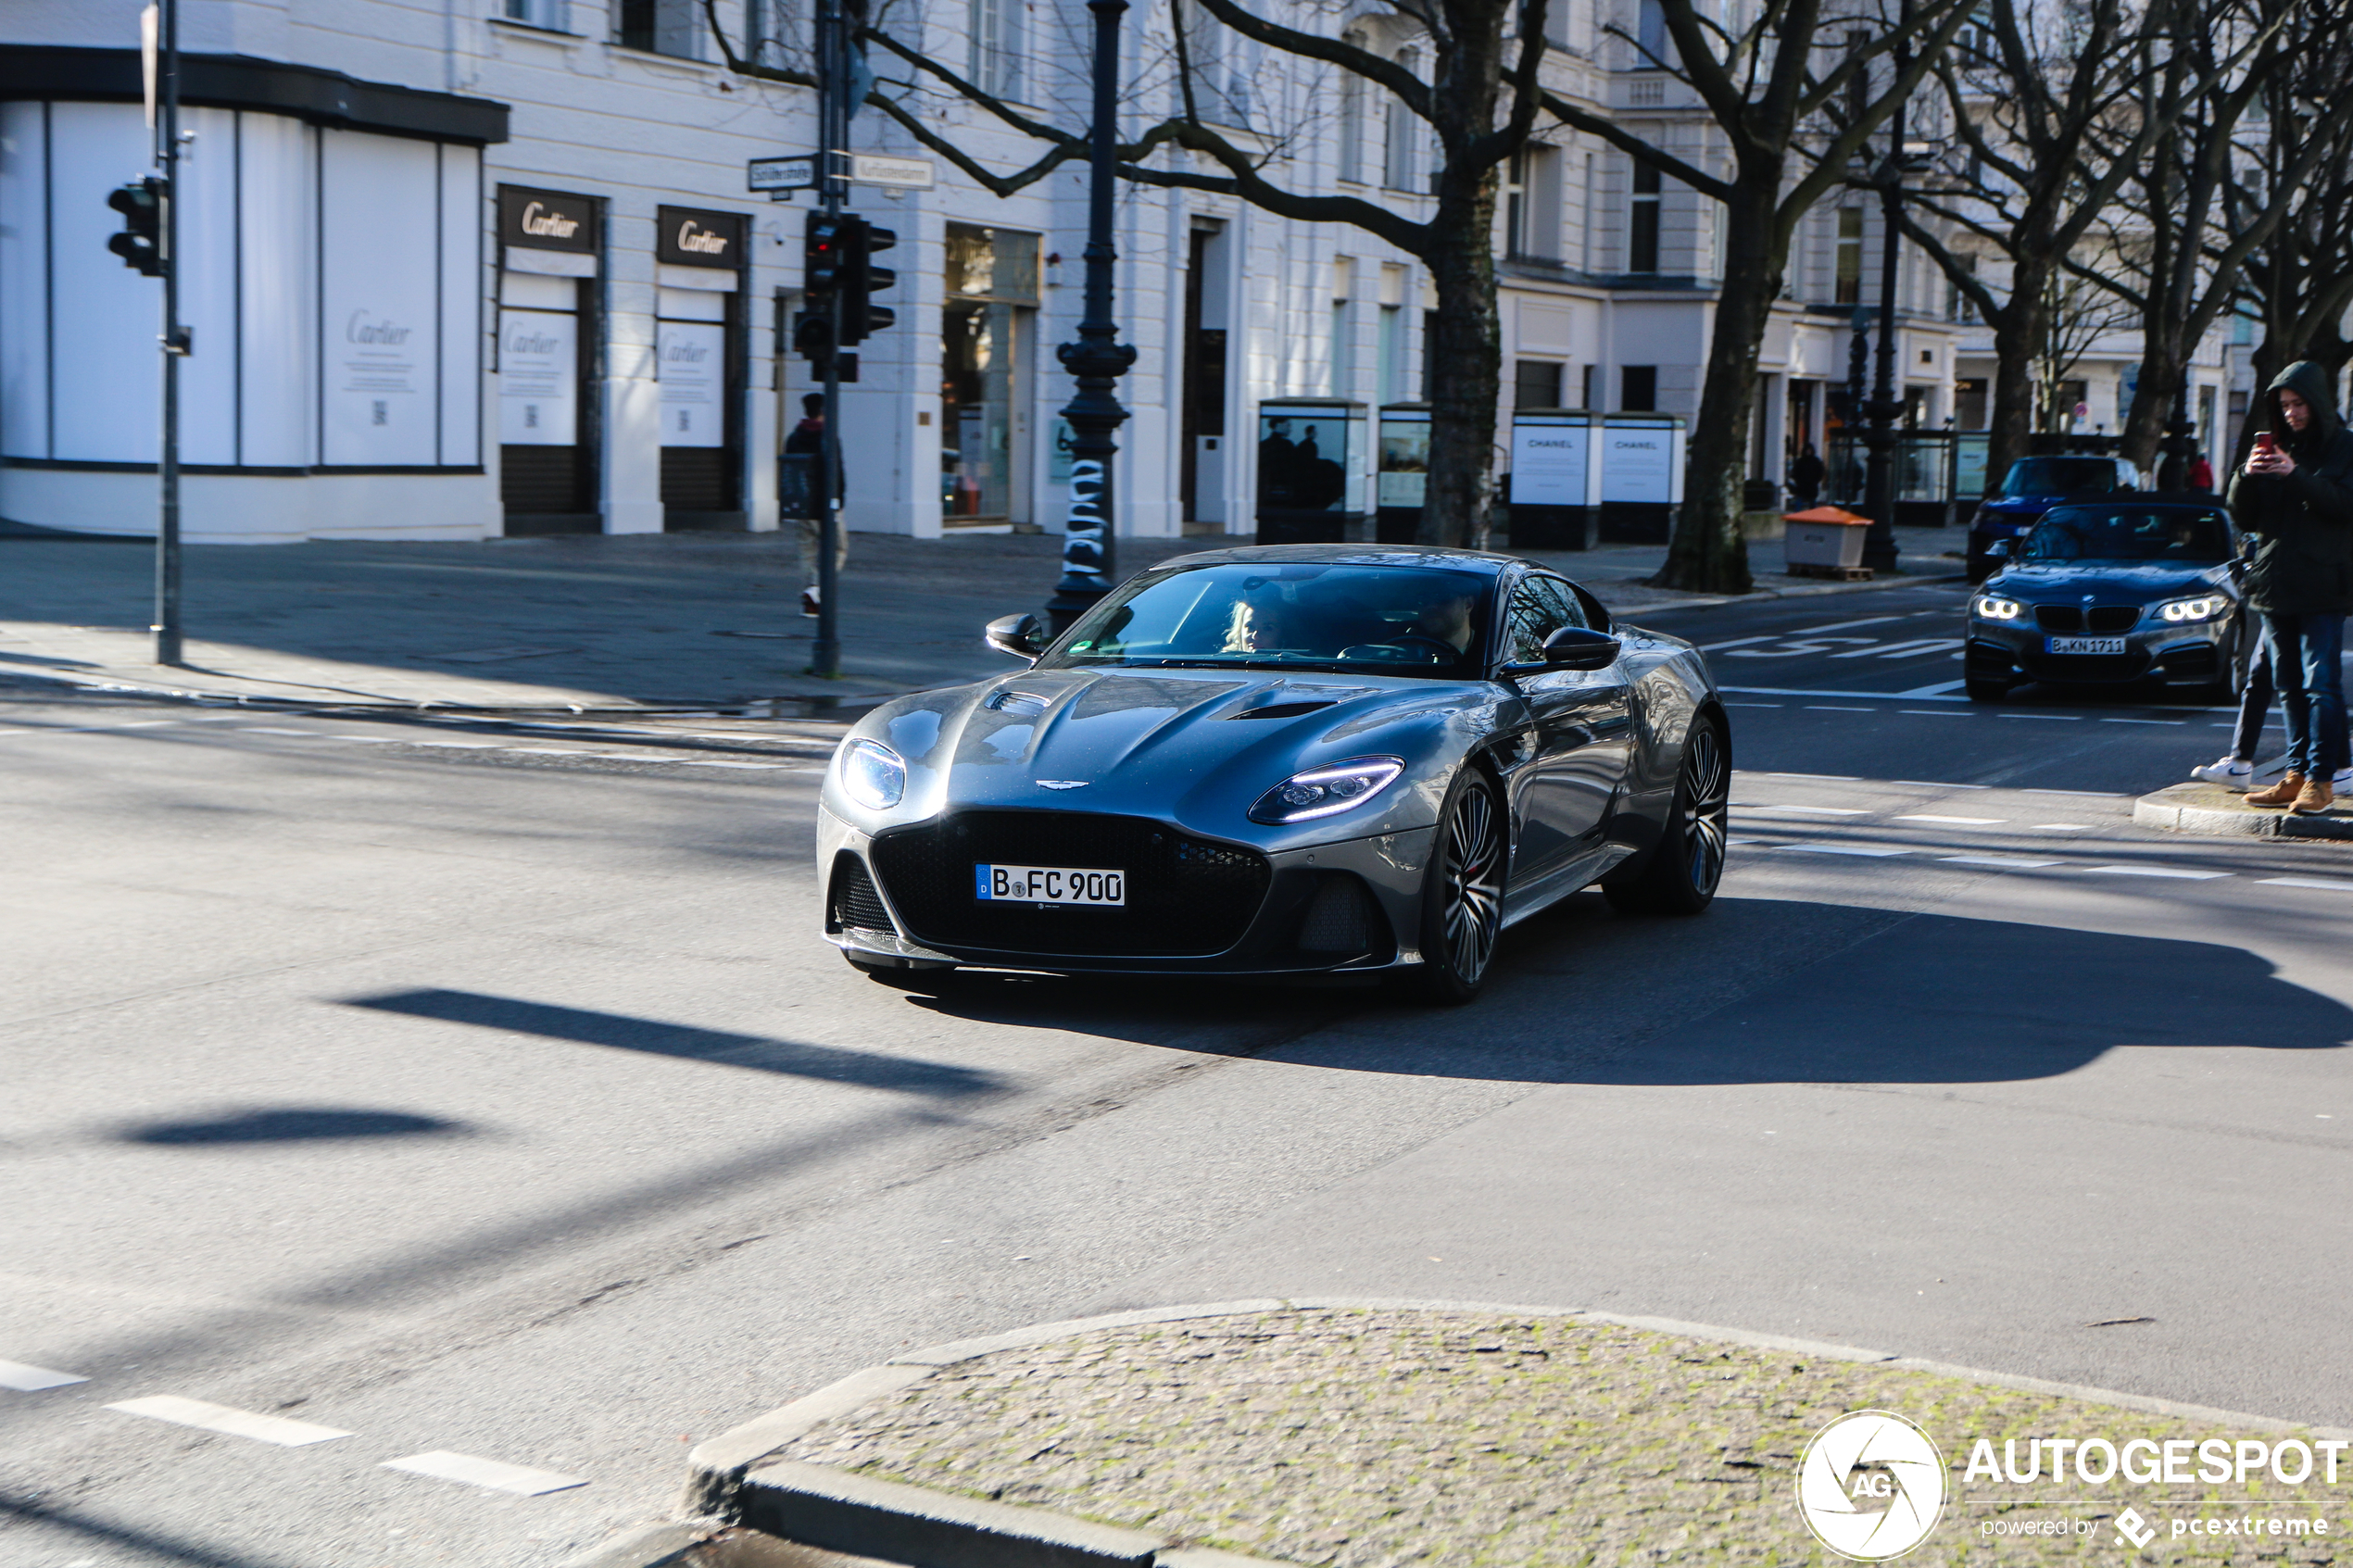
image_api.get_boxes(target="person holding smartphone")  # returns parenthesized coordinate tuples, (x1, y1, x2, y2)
(2231, 363, 2353, 814)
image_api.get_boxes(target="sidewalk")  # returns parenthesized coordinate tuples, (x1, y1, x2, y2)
(718, 1304, 2347, 1568)
(0, 530, 1961, 714)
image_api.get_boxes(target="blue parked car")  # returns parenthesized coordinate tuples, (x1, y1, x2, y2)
(1967, 456, 2146, 582)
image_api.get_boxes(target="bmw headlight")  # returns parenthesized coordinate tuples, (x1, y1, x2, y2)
(1249, 756, 1406, 824)
(837, 738, 906, 809)
(1972, 595, 2023, 621)
(2158, 595, 2226, 623)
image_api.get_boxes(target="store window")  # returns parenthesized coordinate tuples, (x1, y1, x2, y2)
(942, 224, 1038, 523)
(654, 206, 747, 528)
(497, 185, 599, 534)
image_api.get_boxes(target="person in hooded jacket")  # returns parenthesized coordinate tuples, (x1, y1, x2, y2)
(2230, 362, 2353, 814)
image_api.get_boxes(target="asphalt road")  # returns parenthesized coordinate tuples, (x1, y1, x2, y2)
(6, 575, 2349, 1567)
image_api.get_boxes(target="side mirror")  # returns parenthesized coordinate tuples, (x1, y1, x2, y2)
(1985, 538, 2012, 559)
(1537, 626, 1621, 671)
(985, 612, 1045, 662)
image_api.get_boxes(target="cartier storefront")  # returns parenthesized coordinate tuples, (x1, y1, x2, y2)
(497, 184, 601, 535)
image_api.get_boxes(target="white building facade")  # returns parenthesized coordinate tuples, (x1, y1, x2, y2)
(4, 0, 2043, 547)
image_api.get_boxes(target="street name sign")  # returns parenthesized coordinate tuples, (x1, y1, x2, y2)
(748, 156, 817, 193)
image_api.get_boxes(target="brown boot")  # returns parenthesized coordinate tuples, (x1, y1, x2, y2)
(2293, 777, 2335, 815)
(2246, 771, 2306, 807)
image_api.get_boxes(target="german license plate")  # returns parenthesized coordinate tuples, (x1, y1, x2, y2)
(2045, 636, 2126, 655)
(975, 864, 1126, 906)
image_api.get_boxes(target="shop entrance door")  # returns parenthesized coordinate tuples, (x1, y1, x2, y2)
(499, 273, 595, 533)
(942, 224, 1038, 526)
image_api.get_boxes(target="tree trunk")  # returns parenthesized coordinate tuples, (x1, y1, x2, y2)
(1418, 184, 1502, 550)
(1981, 247, 2049, 495)
(2120, 337, 2186, 470)
(1655, 181, 1779, 594)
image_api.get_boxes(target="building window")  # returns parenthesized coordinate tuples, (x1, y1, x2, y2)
(943, 225, 1040, 521)
(503, 0, 568, 30)
(1504, 146, 1561, 260)
(1621, 365, 1657, 411)
(1628, 161, 1661, 274)
(1636, 0, 1667, 62)
(1383, 49, 1419, 191)
(1338, 34, 1366, 182)
(1524, 0, 1571, 49)
(1329, 258, 1355, 397)
(1834, 207, 1864, 305)
(746, 0, 799, 67)
(616, 0, 699, 56)
(970, 0, 1024, 100)
(1515, 359, 1564, 409)
(1377, 303, 1405, 406)
(1580, 362, 1597, 408)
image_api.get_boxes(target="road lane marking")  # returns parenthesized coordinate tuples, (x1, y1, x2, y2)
(2103, 718, 2187, 725)
(381, 1450, 587, 1496)
(1997, 713, 2081, 721)
(1940, 856, 2062, 869)
(2025, 788, 2126, 797)
(1826, 638, 1956, 659)
(2028, 824, 2092, 832)
(409, 741, 503, 750)
(1897, 815, 2007, 825)
(1898, 709, 1971, 717)
(1723, 701, 1782, 708)
(107, 1396, 352, 1446)
(1750, 805, 1869, 815)
(1786, 613, 1917, 634)
(1893, 780, 1990, 788)
(2259, 877, 2353, 893)
(1755, 771, 1862, 781)
(680, 759, 792, 770)
(1805, 705, 1872, 711)
(0, 1359, 88, 1391)
(1699, 634, 1779, 652)
(1900, 679, 1969, 696)
(238, 727, 319, 736)
(1775, 844, 1913, 857)
(2075, 865, 2233, 880)
(1719, 686, 1968, 702)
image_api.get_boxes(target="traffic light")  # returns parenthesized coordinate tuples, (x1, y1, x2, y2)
(107, 177, 167, 276)
(804, 210, 849, 301)
(837, 218, 897, 346)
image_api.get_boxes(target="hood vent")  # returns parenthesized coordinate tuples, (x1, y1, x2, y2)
(986, 689, 1051, 716)
(1228, 700, 1338, 720)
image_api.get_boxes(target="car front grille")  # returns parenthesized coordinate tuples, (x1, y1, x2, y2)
(868, 811, 1272, 958)
(2033, 605, 2142, 633)
(2020, 651, 2150, 682)
(828, 853, 895, 934)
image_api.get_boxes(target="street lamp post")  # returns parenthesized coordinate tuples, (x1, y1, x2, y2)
(1858, 169, 1907, 574)
(154, 0, 187, 666)
(1043, 0, 1138, 636)
(2157, 384, 2196, 490)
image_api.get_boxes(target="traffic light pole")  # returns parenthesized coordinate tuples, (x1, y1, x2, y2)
(1043, 0, 1137, 636)
(811, 0, 848, 679)
(154, 0, 185, 666)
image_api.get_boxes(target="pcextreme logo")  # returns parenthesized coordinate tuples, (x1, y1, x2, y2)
(1796, 1411, 1949, 1561)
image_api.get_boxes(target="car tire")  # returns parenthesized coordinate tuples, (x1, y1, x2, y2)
(1604, 712, 1729, 918)
(1399, 768, 1506, 1006)
(1966, 678, 2008, 704)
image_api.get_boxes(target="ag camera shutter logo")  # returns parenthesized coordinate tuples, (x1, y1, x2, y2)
(1795, 1411, 1948, 1560)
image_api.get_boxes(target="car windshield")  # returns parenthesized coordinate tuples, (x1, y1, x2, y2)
(2022, 508, 2233, 564)
(1045, 562, 1494, 675)
(2001, 458, 2123, 496)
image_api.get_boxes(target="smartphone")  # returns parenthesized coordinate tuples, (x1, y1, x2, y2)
(2255, 430, 2278, 453)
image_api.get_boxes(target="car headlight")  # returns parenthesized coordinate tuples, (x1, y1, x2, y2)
(837, 738, 906, 809)
(2158, 595, 2227, 623)
(1249, 756, 1406, 824)
(1973, 595, 2023, 621)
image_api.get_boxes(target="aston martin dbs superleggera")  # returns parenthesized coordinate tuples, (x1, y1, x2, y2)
(818, 545, 1728, 1002)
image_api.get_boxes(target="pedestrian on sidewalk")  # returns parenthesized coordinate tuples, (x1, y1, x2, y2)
(785, 393, 847, 618)
(2188, 453, 2215, 492)
(2228, 362, 2353, 815)
(1790, 444, 1826, 505)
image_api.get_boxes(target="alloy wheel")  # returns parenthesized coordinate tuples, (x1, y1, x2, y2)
(1440, 779, 1504, 985)
(1679, 721, 1730, 896)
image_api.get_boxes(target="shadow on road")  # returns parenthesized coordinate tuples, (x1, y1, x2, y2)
(345, 987, 1008, 1099)
(114, 1107, 470, 1145)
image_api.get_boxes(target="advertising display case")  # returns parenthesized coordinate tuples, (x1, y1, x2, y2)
(1504, 408, 1602, 550)
(1598, 414, 1687, 543)
(1254, 398, 1368, 545)
(1375, 403, 1429, 543)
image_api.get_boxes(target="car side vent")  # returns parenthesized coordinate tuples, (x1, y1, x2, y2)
(828, 853, 895, 935)
(986, 690, 1051, 716)
(1297, 874, 1375, 952)
(1228, 701, 1338, 721)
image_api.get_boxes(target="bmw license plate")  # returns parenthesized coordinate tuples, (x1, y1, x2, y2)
(2045, 635, 2127, 655)
(975, 864, 1126, 906)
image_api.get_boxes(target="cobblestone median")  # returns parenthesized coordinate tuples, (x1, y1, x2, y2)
(770, 1309, 2344, 1566)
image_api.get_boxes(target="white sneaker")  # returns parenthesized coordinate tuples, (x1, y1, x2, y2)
(801, 586, 821, 618)
(2338, 767, 2353, 788)
(2189, 756, 2253, 789)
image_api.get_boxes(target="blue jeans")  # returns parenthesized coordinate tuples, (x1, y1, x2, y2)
(2229, 636, 2275, 761)
(2257, 611, 2348, 777)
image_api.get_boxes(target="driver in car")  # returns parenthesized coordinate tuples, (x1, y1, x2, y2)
(1410, 585, 1480, 657)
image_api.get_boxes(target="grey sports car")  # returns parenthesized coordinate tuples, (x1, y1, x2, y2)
(817, 545, 1730, 1002)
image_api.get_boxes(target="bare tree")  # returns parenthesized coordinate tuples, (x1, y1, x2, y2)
(1888, 0, 2179, 497)
(2032, 269, 2138, 433)
(1539, 0, 1975, 592)
(2082, 0, 2353, 467)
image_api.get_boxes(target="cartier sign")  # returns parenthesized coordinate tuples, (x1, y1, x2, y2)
(657, 206, 745, 269)
(497, 185, 598, 255)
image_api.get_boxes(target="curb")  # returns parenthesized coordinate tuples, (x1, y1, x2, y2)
(1607, 567, 1967, 615)
(2134, 782, 2353, 841)
(669, 1297, 2351, 1568)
